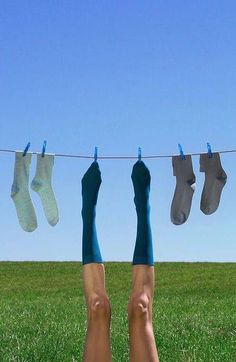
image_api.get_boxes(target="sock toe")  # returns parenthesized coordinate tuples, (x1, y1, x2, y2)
(201, 205, 216, 215)
(48, 215, 59, 226)
(24, 222, 37, 232)
(172, 211, 186, 225)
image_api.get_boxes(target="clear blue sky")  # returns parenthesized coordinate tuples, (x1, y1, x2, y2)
(1, 1, 236, 261)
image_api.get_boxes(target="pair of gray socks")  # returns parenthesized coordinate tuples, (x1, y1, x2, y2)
(171, 152, 227, 225)
(11, 152, 59, 232)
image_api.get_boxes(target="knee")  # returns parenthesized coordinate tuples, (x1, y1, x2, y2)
(87, 293, 111, 321)
(128, 293, 150, 321)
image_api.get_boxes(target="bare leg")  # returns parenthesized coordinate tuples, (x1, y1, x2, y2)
(82, 263, 112, 362)
(128, 265, 159, 362)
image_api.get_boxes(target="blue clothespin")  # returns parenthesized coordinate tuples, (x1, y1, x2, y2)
(207, 142, 213, 158)
(41, 140, 47, 157)
(94, 146, 98, 162)
(178, 143, 186, 160)
(138, 147, 142, 162)
(23, 142, 31, 157)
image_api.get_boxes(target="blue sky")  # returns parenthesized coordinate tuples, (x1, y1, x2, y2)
(0, 1, 236, 261)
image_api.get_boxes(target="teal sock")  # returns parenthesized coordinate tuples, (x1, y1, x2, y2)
(81, 162, 103, 265)
(131, 161, 154, 266)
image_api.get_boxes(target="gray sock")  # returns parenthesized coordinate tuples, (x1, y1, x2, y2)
(200, 152, 227, 215)
(31, 153, 59, 226)
(11, 152, 38, 232)
(171, 155, 196, 225)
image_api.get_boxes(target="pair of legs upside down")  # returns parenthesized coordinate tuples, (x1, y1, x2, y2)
(81, 160, 159, 362)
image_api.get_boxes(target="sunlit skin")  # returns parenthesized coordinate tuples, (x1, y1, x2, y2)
(82, 263, 159, 362)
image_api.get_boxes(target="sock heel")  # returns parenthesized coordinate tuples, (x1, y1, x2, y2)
(31, 179, 43, 191)
(11, 185, 20, 198)
(187, 177, 196, 186)
(216, 172, 227, 182)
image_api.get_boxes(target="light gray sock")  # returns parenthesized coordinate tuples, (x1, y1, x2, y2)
(11, 151, 38, 232)
(171, 155, 196, 225)
(31, 153, 59, 226)
(200, 152, 227, 215)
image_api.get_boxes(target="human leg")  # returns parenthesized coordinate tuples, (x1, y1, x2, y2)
(81, 162, 112, 362)
(128, 161, 159, 362)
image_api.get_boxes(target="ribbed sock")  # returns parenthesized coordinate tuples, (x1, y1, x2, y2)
(82, 162, 103, 265)
(11, 151, 37, 232)
(31, 154, 59, 226)
(131, 161, 154, 266)
(171, 155, 196, 225)
(200, 152, 227, 215)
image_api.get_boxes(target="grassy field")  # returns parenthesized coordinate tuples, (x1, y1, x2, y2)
(0, 262, 235, 362)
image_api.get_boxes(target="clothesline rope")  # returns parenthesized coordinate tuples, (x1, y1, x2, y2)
(0, 148, 236, 160)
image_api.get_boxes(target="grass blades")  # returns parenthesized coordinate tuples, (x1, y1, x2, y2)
(0, 262, 235, 361)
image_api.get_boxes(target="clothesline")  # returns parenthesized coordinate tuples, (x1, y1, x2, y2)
(7, 144, 228, 231)
(0, 147, 236, 159)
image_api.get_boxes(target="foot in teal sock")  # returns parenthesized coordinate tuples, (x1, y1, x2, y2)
(131, 161, 154, 266)
(82, 162, 103, 265)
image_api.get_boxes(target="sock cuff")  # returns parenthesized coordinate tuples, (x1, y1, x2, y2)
(15, 151, 32, 166)
(82, 255, 103, 265)
(172, 154, 191, 174)
(34, 153, 54, 179)
(172, 155, 195, 181)
(199, 152, 222, 172)
(132, 256, 154, 266)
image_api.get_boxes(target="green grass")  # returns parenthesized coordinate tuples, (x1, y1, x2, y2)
(0, 262, 235, 361)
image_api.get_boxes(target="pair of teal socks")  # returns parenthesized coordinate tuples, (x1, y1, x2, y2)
(82, 161, 154, 266)
(11, 151, 59, 232)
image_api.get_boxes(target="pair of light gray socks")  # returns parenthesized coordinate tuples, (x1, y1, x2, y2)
(171, 152, 227, 225)
(11, 152, 59, 232)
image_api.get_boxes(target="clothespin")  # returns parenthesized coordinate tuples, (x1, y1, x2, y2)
(94, 147, 98, 162)
(178, 143, 186, 160)
(138, 147, 142, 162)
(41, 140, 47, 157)
(207, 142, 213, 158)
(23, 142, 31, 157)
